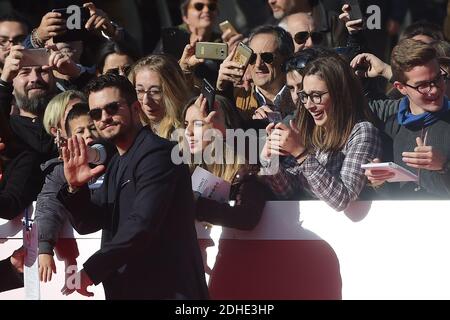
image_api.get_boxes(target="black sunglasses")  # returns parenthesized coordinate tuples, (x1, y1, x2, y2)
(283, 56, 308, 73)
(192, 2, 217, 11)
(294, 31, 323, 45)
(88, 101, 122, 121)
(249, 52, 275, 65)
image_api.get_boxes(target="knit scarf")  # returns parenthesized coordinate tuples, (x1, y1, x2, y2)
(397, 96, 450, 129)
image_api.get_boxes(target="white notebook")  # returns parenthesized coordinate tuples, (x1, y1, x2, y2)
(361, 162, 418, 182)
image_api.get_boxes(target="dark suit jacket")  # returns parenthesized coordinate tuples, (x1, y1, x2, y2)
(0, 258, 23, 293)
(58, 127, 208, 300)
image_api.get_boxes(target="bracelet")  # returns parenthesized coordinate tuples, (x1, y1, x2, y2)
(31, 28, 44, 48)
(294, 149, 307, 160)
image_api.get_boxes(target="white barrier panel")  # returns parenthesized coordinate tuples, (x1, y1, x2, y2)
(2, 200, 450, 299)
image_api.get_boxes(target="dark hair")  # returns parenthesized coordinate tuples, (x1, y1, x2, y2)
(64, 103, 90, 136)
(85, 73, 138, 106)
(96, 41, 139, 74)
(400, 20, 444, 42)
(284, 46, 334, 73)
(0, 11, 30, 31)
(248, 25, 294, 59)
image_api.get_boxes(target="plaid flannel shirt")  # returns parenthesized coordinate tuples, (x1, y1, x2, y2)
(260, 121, 382, 211)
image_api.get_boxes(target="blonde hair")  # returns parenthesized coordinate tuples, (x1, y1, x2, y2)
(128, 54, 191, 139)
(43, 90, 86, 135)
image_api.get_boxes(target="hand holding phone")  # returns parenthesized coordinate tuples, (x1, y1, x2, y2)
(201, 78, 216, 114)
(51, 6, 90, 42)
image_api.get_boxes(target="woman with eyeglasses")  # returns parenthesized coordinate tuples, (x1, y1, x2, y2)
(128, 54, 192, 139)
(261, 52, 381, 211)
(284, 47, 334, 106)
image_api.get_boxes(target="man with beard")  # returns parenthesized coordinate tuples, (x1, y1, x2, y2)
(0, 44, 83, 161)
(57, 73, 208, 299)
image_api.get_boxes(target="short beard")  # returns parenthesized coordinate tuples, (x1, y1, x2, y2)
(15, 91, 52, 118)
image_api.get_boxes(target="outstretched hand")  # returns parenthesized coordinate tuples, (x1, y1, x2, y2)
(62, 135, 105, 188)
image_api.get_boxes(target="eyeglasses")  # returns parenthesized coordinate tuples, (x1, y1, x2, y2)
(298, 91, 329, 105)
(192, 2, 217, 11)
(294, 31, 323, 45)
(249, 52, 275, 65)
(403, 69, 448, 95)
(136, 88, 162, 101)
(88, 101, 124, 121)
(0, 35, 27, 48)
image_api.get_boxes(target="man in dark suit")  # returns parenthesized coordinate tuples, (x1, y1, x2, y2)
(57, 73, 208, 299)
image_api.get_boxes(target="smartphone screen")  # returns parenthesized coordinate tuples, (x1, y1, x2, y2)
(201, 78, 216, 114)
(52, 6, 90, 42)
(20, 49, 50, 67)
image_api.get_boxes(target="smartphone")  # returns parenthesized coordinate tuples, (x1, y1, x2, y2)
(347, 0, 363, 21)
(219, 20, 238, 37)
(232, 41, 253, 68)
(195, 42, 228, 61)
(161, 27, 190, 60)
(52, 6, 90, 42)
(20, 48, 50, 67)
(267, 111, 282, 124)
(201, 78, 216, 114)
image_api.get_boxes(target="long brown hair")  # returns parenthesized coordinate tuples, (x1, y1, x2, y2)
(296, 54, 373, 152)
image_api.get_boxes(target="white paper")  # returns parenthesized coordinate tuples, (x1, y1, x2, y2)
(191, 166, 231, 203)
(361, 162, 418, 182)
(23, 222, 40, 300)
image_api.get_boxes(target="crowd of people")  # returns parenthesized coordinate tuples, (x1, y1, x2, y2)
(1, 0, 449, 299)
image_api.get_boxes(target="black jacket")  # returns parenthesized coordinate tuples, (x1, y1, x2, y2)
(58, 127, 208, 300)
(196, 165, 272, 230)
(0, 258, 23, 293)
(0, 150, 45, 220)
